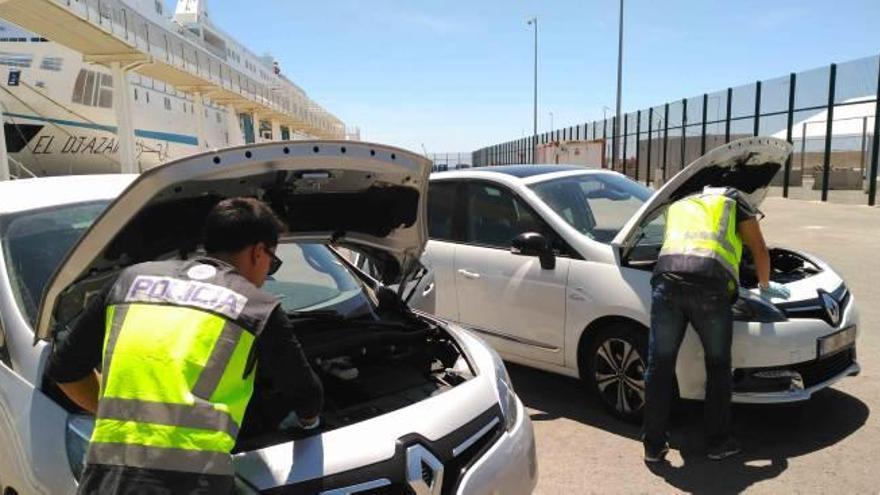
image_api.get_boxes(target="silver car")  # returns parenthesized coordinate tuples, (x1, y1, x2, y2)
(0, 141, 537, 494)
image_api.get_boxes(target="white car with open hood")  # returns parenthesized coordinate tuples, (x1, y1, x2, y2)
(0, 141, 537, 494)
(424, 137, 861, 422)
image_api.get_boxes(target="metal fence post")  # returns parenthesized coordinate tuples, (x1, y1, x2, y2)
(701, 93, 708, 154)
(610, 117, 616, 171)
(681, 98, 687, 171)
(623, 114, 629, 176)
(754, 80, 762, 137)
(663, 103, 670, 181)
(784, 73, 796, 198)
(725, 87, 733, 143)
(635, 110, 642, 182)
(870, 59, 880, 206)
(647, 107, 654, 186)
(821, 64, 837, 202)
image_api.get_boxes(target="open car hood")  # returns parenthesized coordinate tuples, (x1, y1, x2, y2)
(35, 140, 431, 341)
(613, 137, 792, 254)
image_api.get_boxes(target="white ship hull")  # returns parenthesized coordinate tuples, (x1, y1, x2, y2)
(0, 40, 245, 176)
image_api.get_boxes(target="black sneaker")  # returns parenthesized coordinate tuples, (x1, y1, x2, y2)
(644, 441, 670, 463)
(707, 437, 742, 461)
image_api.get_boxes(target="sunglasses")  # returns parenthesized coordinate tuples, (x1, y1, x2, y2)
(266, 246, 283, 276)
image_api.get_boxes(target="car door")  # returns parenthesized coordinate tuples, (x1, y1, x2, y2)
(0, 297, 77, 494)
(423, 180, 465, 322)
(454, 181, 570, 365)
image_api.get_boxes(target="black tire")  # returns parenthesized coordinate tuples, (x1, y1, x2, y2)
(584, 322, 649, 423)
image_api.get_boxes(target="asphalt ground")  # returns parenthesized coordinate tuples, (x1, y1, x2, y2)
(509, 197, 879, 494)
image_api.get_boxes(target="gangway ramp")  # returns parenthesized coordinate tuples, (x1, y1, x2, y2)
(0, 0, 343, 172)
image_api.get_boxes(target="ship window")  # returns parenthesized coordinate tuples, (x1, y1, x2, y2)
(72, 70, 89, 105)
(146, 91, 150, 104)
(39, 57, 62, 71)
(72, 69, 113, 108)
(98, 88, 113, 109)
(134, 88, 138, 101)
(0, 52, 33, 68)
(216, 112, 222, 123)
(164, 97, 172, 111)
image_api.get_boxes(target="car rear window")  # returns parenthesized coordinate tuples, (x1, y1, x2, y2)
(1, 202, 107, 327)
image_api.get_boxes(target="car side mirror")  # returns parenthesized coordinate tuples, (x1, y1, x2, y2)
(511, 232, 556, 270)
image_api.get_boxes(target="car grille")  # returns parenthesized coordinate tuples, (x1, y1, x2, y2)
(778, 283, 850, 327)
(735, 348, 856, 393)
(792, 348, 856, 388)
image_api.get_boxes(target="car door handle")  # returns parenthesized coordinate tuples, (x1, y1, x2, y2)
(422, 282, 435, 297)
(457, 269, 481, 280)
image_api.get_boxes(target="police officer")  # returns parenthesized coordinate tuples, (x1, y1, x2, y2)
(48, 197, 324, 494)
(642, 186, 790, 463)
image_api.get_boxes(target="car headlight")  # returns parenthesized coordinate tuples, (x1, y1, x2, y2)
(490, 349, 519, 432)
(65, 415, 94, 482)
(732, 289, 787, 323)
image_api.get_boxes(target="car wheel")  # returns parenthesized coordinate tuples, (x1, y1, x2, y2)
(585, 324, 648, 423)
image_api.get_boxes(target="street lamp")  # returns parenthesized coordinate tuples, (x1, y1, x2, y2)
(603, 105, 612, 121)
(527, 17, 538, 164)
(549, 111, 554, 134)
(612, 0, 624, 171)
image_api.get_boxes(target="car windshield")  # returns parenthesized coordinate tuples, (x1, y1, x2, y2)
(1, 202, 109, 326)
(529, 173, 652, 243)
(264, 243, 374, 318)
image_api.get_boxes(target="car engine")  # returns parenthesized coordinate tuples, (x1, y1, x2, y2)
(234, 313, 473, 452)
(739, 248, 822, 288)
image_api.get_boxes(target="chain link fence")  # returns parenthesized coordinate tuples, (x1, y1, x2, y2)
(473, 54, 880, 206)
(427, 152, 471, 172)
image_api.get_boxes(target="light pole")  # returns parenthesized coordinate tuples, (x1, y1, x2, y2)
(549, 111, 554, 134)
(603, 105, 612, 121)
(612, 0, 624, 171)
(527, 17, 538, 164)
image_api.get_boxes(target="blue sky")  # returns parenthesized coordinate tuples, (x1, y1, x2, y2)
(191, 0, 879, 154)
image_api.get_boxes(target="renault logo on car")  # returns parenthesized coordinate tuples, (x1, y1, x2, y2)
(819, 291, 841, 327)
(405, 444, 444, 495)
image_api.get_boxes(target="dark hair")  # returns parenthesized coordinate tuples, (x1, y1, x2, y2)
(203, 197, 285, 253)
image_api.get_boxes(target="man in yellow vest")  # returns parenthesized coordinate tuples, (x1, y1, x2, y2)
(643, 187, 790, 463)
(48, 198, 324, 493)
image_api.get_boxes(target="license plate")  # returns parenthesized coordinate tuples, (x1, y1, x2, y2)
(818, 326, 857, 357)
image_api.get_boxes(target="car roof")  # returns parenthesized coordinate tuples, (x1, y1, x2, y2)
(431, 164, 614, 182)
(0, 175, 135, 215)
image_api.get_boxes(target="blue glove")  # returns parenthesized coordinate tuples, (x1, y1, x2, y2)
(760, 281, 791, 300)
(279, 411, 321, 430)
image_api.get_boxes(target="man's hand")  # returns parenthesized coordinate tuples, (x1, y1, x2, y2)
(760, 281, 791, 301)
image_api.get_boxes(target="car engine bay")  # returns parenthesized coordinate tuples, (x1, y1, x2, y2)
(739, 248, 822, 288)
(234, 311, 474, 452)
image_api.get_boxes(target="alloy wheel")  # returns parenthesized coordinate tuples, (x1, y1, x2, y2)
(593, 337, 646, 416)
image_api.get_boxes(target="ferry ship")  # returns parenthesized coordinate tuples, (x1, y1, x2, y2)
(0, 0, 346, 177)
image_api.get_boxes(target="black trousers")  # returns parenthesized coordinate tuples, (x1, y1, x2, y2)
(643, 275, 734, 448)
(78, 464, 234, 495)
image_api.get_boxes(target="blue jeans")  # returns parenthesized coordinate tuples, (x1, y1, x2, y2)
(643, 275, 733, 448)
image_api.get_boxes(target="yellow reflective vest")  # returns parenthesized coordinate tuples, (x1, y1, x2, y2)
(657, 189, 744, 287)
(87, 258, 279, 476)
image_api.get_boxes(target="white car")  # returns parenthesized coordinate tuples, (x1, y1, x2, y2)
(0, 141, 537, 494)
(424, 137, 860, 422)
